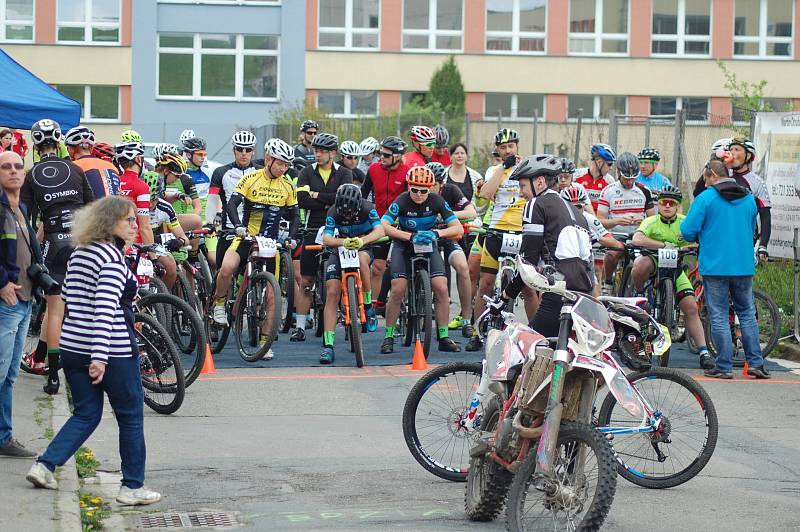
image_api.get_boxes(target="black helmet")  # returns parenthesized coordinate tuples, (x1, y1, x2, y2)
(183, 137, 207, 152)
(31, 119, 63, 146)
(335, 183, 362, 218)
(301, 119, 319, 132)
(426, 162, 447, 182)
(292, 157, 309, 170)
(559, 158, 576, 174)
(311, 132, 338, 151)
(658, 184, 683, 202)
(637, 147, 661, 162)
(494, 128, 520, 146)
(509, 154, 562, 183)
(381, 136, 407, 155)
(616, 152, 640, 179)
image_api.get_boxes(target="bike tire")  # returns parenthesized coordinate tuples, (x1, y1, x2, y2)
(754, 288, 780, 358)
(506, 421, 617, 532)
(500, 268, 516, 314)
(279, 250, 295, 334)
(620, 262, 637, 297)
(658, 278, 675, 367)
(171, 269, 200, 354)
(234, 271, 280, 362)
(136, 312, 185, 415)
(597, 367, 718, 489)
(149, 276, 170, 295)
(347, 276, 365, 368)
(402, 361, 483, 482)
(137, 292, 206, 388)
(402, 293, 413, 347)
(414, 269, 433, 358)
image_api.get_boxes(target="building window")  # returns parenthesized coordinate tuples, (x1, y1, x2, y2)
(734, 0, 793, 58)
(157, 33, 279, 100)
(568, 94, 627, 120)
(56, 85, 120, 122)
(317, 90, 378, 117)
(651, 0, 711, 55)
(319, 0, 379, 49)
(57, 0, 120, 44)
(732, 97, 793, 121)
(1, 0, 34, 41)
(485, 93, 545, 119)
(401, 91, 428, 107)
(402, 0, 463, 51)
(157, 1, 278, 4)
(650, 96, 708, 121)
(569, 0, 628, 55)
(486, 0, 546, 54)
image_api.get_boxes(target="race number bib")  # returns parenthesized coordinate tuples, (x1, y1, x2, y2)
(137, 257, 154, 277)
(314, 226, 326, 245)
(255, 236, 277, 258)
(338, 247, 360, 269)
(658, 247, 678, 268)
(501, 233, 522, 255)
(413, 242, 433, 254)
(158, 233, 176, 245)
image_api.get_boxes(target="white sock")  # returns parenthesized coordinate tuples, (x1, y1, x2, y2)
(296, 315, 307, 329)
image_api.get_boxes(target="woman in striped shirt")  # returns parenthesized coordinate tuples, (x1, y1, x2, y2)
(26, 196, 161, 506)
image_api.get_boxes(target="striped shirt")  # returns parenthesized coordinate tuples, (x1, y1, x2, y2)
(60, 241, 137, 362)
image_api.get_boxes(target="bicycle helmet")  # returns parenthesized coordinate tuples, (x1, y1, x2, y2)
(291, 157, 309, 171)
(30, 119, 63, 145)
(91, 142, 115, 161)
(114, 141, 144, 161)
(559, 158, 577, 175)
(158, 153, 188, 175)
(637, 147, 660, 162)
(64, 126, 95, 146)
(335, 183, 362, 219)
(560, 185, 588, 205)
(183, 137, 207, 152)
(509, 154, 562, 183)
(339, 140, 360, 157)
(179, 129, 196, 144)
(711, 137, 731, 153)
(142, 171, 163, 202)
(494, 128, 520, 146)
(120, 129, 142, 143)
(727, 137, 756, 161)
(151, 143, 167, 161)
(433, 124, 450, 148)
(359, 137, 379, 156)
(590, 143, 616, 163)
(232, 130, 257, 149)
(406, 166, 435, 187)
(300, 119, 319, 132)
(616, 152, 640, 179)
(410, 125, 436, 144)
(658, 184, 683, 202)
(264, 138, 294, 163)
(426, 162, 447, 183)
(311, 132, 339, 151)
(381, 136, 407, 155)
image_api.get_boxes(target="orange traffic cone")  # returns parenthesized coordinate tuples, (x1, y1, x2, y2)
(742, 360, 749, 378)
(201, 344, 216, 375)
(407, 339, 428, 371)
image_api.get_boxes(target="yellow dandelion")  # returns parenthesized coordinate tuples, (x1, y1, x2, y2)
(86, 511, 94, 517)
(91, 497, 101, 504)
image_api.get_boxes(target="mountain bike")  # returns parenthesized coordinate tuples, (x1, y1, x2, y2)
(478, 229, 521, 335)
(395, 240, 434, 357)
(135, 312, 185, 414)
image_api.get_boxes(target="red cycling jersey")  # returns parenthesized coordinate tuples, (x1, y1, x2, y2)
(119, 169, 150, 243)
(432, 148, 451, 166)
(362, 161, 410, 217)
(403, 151, 427, 169)
(575, 170, 615, 212)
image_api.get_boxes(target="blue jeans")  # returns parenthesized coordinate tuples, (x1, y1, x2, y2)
(39, 350, 146, 489)
(0, 299, 32, 446)
(703, 275, 764, 372)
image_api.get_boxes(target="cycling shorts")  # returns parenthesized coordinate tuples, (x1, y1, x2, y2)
(41, 233, 74, 286)
(389, 241, 446, 280)
(480, 230, 520, 274)
(217, 234, 251, 271)
(440, 239, 465, 264)
(371, 239, 391, 261)
(295, 231, 321, 278)
(469, 232, 484, 256)
(324, 249, 372, 282)
(644, 255, 694, 301)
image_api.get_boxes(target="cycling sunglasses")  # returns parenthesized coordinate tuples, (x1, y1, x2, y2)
(658, 199, 679, 207)
(344, 155, 358, 160)
(422, 141, 436, 148)
(410, 187, 429, 195)
(235, 147, 254, 153)
(380, 151, 394, 158)
(305, 130, 318, 135)
(0, 162, 24, 171)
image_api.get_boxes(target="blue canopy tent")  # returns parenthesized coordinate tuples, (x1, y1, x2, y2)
(0, 48, 81, 130)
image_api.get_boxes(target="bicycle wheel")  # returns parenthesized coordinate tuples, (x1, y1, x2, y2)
(136, 312, 185, 415)
(754, 288, 780, 357)
(402, 361, 483, 482)
(414, 269, 433, 358)
(657, 278, 675, 367)
(619, 262, 637, 297)
(347, 276, 365, 368)
(205, 277, 232, 354)
(402, 293, 413, 347)
(596, 367, 718, 489)
(234, 271, 281, 362)
(174, 267, 201, 315)
(505, 422, 617, 532)
(137, 293, 205, 388)
(279, 249, 294, 334)
(500, 267, 516, 314)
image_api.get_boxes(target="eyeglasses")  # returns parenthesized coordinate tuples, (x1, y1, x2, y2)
(410, 187, 429, 195)
(422, 141, 436, 148)
(125, 216, 137, 225)
(344, 155, 357, 160)
(235, 147, 254, 153)
(191, 151, 207, 158)
(658, 199, 679, 207)
(0, 162, 24, 171)
(305, 130, 317, 135)
(380, 152, 394, 158)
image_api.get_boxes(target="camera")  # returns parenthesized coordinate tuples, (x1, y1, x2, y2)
(27, 263, 61, 296)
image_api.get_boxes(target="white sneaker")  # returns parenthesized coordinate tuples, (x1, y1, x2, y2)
(212, 304, 228, 325)
(26, 462, 58, 490)
(116, 485, 162, 506)
(262, 348, 274, 361)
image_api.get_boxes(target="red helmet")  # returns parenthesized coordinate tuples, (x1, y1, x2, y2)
(406, 166, 435, 187)
(560, 185, 587, 206)
(410, 126, 436, 144)
(91, 142, 115, 162)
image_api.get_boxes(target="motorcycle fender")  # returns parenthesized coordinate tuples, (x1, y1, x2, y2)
(572, 355, 646, 420)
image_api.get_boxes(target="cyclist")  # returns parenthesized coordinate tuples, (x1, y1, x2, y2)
(468, 128, 537, 351)
(575, 143, 616, 212)
(141, 172, 191, 255)
(21, 119, 94, 395)
(182, 136, 211, 210)
(293, 120, 319, 163)
(158, 151, 201, 217)
(361, 136, 410, 315)
(597, 152, 655, 295)
(357, 136, 380, 175)
(557, 158, 594, 215)
(120, 129, 142, 144)
(403, 126, 436, 169)
(179, 129, 195, 145)
(211, 139, 299, 345)
(635, 147, 671, 194)
(488, 155, 594, 338)
(338, 140, 366, 185)
(427, 162, 477, 337)
(432, 124, 451, 166)
(693, 138, 731, 198)
(91, 142, 115, 164)
(380, 166, 463, 354)
(319, 184, 384, 364)
(64, 126, 119, 198)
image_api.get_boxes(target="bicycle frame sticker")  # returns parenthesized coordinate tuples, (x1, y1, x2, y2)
(657, 248, 679, 268)
(159, 233, 176, 244)
(255, 236, 277, 258)
(572, 354, 646, 420)
(413, 242, 433, 254)
(338, 247, 360, 269)
(315, 226, 326, 245)
(501, 233, 522, 255)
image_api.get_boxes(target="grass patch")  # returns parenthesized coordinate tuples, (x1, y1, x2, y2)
(754, 260, 794, 336)
(75, 447, 100, 479)
(79, 492, 110, 531)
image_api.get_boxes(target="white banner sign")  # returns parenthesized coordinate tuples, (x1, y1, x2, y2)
(753, 112, 800, 259)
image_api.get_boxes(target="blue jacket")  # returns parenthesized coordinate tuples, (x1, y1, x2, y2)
(680, 178, 757, 277)
(0, 190, 42, 290)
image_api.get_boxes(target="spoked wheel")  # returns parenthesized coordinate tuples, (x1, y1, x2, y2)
(596, 367, 718, 489)
(505, 422, 617, 532)
(206, 277, 232, 355)
(401, 293, 412, 346)
(402, 361, 483, 482)
(414, 269, 433, 358)
(346, 276, 365, 367)
(136, 313, 185, 415)
(279, 250, 294, 334)
(656, 278, 675, 368)
(234, 272, 281, 362)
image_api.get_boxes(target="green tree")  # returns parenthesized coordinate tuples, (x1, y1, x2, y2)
(429, 56, 465, 115)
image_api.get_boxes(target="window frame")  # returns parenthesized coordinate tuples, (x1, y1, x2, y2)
(567, 94, 628, 122)
(156, 32, 281, 102)
(651, 0, 712, 57)
(316, 89, 379, 117)
(649, 96, 710, 123)
(56, 0, 121, 45)
(57, 84, 121, 123)
(401, 0, 464, 53)
(157, 1, 279, 4)
(568, 0, 630, 56)
(317, 0, 380, 51)
(485, 0, 547, 55)
(733, 0, 794, 59)
(0, 0, 35, 42)
(483, 92, 546, 121)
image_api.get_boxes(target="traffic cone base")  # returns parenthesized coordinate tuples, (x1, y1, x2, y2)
(742, 360, 749, 378)
(201, 344, 216, 374)
(407, 339, 428, 371)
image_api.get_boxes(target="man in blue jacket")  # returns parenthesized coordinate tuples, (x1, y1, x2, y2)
(681, 160, 769, 379)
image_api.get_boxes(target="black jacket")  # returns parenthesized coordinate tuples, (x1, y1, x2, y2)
(297, 162, 353, 229)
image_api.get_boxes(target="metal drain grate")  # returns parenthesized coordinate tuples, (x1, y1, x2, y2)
(136, 512, 239, 529)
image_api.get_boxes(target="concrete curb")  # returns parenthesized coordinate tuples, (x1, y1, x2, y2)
(49, 390, 82, 532)
(774, 340, 800, 363)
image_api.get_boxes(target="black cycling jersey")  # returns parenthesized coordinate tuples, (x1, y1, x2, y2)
(293, 143, 316, 163)
(350, 166, 366, 186)
(21, 154, 94, 234)
(381, 191, 457, 233)
(435, 183, 469, 229)
(209, 160, 262, 230)
(297, 162, 353, 230)
(323, 199, 380, 238)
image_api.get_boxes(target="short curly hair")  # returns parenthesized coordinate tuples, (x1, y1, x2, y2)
(71, 196, 136, 247)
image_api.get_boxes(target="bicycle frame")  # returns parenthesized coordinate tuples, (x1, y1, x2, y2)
(230, 237, 277, 319)
(341, 264, 366, 327)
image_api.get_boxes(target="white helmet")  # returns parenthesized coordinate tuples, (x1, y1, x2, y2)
(232, 130, 257, 149)
(114, 141, 144, 161)
(30, 119, 63, 146)
(264, 138, 294, 163)
(711, 138, 731, 153)
(179, 129, 196, 144)
(64, 126, 95, 147)
(339, 141, 361, 157)
(359, 137, 379, 156)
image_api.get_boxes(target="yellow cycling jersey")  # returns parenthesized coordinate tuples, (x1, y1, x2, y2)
(487, 165, 525, 231)
(233, 169, 297, 237)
